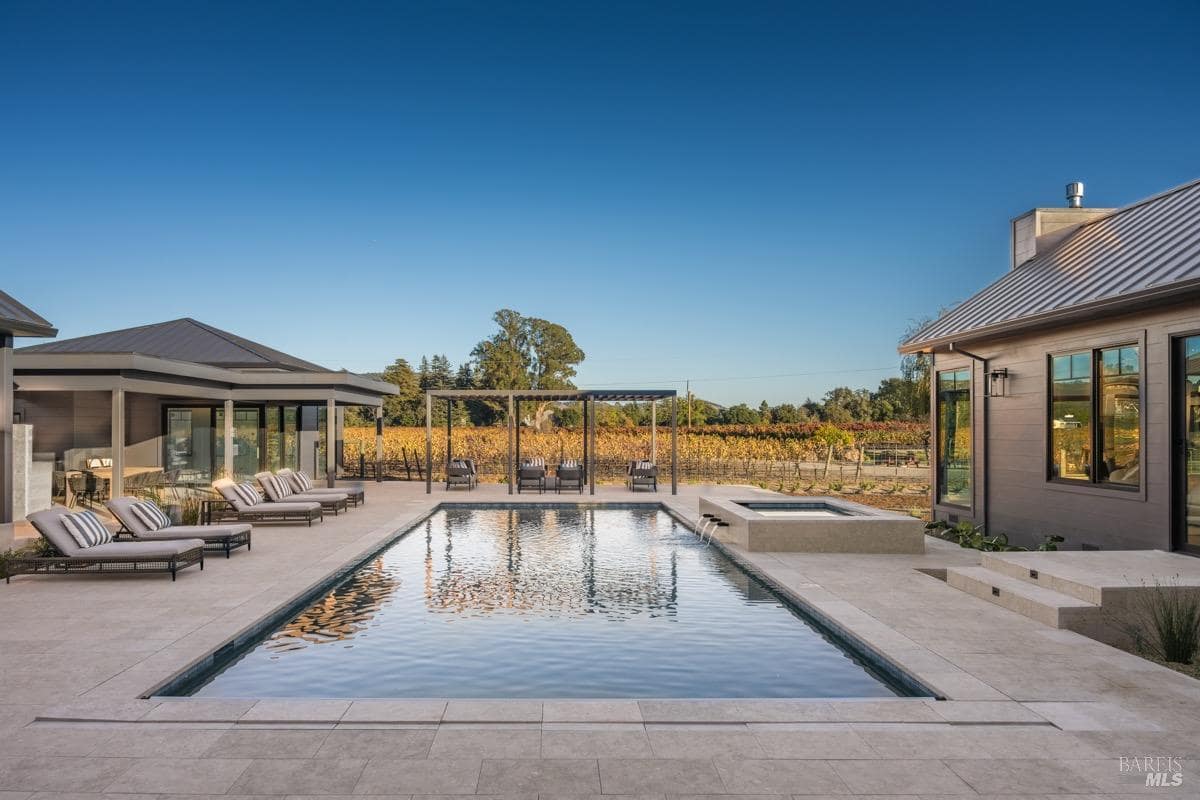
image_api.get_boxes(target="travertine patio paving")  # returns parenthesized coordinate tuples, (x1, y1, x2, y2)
(0, 481, 1196, 797)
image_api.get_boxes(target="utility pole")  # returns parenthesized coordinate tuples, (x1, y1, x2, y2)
(686, 380, 693, 430)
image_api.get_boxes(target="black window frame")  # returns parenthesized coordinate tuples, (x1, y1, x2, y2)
(1046, 343, 1142, 492)
(935, 366, 973, 509)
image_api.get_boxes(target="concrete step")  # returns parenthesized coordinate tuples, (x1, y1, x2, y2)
(979, 552, 1102, 604)
(945, 566, 1101, 629)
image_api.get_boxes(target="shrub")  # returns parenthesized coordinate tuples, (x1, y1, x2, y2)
(1126, 577, 1200, 665)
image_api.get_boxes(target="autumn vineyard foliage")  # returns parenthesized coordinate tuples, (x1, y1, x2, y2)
(342, 422, 929, 471)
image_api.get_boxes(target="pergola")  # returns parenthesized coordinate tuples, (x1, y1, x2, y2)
(424, 389, 678, 495)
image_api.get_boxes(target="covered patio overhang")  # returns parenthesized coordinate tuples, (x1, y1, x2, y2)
(424, 388, 678, 495)
(13, 352, 396, 500)
(1, 292, 58, 524)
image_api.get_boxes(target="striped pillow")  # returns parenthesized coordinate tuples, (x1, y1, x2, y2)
(265, 474, 293, 499)
(560, 459, 578, 468)
(290, 471, 313, 492)
(61, 510, 113, 548)
(232, 482, 261, 507)
(130, 501, 171, 531)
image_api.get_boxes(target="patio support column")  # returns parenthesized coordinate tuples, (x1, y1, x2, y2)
(515, 399, 521, 469)
(506, 394, 514, 495)
(374, 405, 384, 483)
(326, 397, 336, 487)
(446, 399, 453, 471)
(651, 400, 657, 462)
(588, 396, 596, 496)
(424, 393, 432, 494)
(110, 386, 125, 500)
(0, 335, 12, 523)
(581, 397, 588, 486)
(670, 395, 678, 495)
(223, 399, 234, 479)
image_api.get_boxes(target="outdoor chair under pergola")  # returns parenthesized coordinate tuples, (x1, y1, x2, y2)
(424, 389, 678, 495)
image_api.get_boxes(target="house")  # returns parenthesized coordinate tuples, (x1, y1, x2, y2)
(900, 178, 1200, 553)
(13, 318, 395, 505)
(1, 291, 57, 524)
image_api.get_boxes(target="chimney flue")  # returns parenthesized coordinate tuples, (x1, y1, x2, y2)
(1066, 181, 1085, 208)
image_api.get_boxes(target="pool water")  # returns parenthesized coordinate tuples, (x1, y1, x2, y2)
(186, 506, 909, 698)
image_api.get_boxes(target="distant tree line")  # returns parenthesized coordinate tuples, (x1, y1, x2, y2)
(346, 309, 930, 427)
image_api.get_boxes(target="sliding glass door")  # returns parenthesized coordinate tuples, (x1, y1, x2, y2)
(1175, 335, 1200, 553)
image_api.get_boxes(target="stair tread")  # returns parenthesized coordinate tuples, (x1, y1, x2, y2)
(948, 566, 1098, 609)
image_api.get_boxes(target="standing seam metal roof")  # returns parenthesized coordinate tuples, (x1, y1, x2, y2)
(0, 291, 57, 338)
(16, 317, 328, 371)
(902, 177, 1200, 351)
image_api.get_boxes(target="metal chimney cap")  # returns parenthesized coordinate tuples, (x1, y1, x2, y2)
(1066, 181, 1085, 208)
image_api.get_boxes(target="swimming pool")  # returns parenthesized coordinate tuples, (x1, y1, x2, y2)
(172, 505, 922, 698)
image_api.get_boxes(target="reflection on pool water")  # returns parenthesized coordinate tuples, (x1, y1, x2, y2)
(187, 506, 911, 698)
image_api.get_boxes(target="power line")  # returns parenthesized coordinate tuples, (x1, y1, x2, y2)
(578, 365, 898, 388)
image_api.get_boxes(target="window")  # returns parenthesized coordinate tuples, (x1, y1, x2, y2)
(1099, 346, 1140, 486)
(1047, 345, 1140, 489)
(1050, 353, 1092, 480)
(936, 368, 972, 506)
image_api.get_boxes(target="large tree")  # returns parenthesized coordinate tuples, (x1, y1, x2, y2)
(471, 309, 585, 430)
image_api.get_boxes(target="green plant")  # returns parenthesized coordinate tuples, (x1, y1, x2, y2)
(179, 495, 204, 526)
(861, 480, 877, 492)
(1125, 577, 1200, 665)
(828, 481, 844, 493)
(1037, 534, 1065, 551)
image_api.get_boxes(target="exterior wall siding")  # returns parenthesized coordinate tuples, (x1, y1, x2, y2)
(930, 298, 1200, 551)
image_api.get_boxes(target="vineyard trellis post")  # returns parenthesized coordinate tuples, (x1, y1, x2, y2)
(374, 405, 384, 483)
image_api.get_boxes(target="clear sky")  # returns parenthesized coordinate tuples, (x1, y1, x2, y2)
(3, 1, 1198, 405)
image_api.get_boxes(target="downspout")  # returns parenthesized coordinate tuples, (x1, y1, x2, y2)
(948, 343, 989, 534)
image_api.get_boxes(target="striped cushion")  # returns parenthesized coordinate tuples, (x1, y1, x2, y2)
(289, 471, 313, 492)
(523, 457, 545, 467)
(61, 510, 113, 548)
(232, 482, 260, 507)
(265, 474, 292, 499)
(130, 500, 171, 531)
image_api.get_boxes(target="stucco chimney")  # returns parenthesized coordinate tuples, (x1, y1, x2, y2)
(1010, 182, 1113, 269)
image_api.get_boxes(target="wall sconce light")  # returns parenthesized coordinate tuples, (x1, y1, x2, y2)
(987, 368, 1009, 397)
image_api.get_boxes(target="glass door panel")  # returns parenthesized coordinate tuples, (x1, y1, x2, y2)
(165, 407, 213, 486)
(1180, 336, 1200, 552)
(233, 408, 262, 478)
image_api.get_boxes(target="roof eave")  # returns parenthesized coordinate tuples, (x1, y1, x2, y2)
(898, 277, 1200, 354)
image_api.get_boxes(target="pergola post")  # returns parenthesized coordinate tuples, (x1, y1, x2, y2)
(0, 336, 11, 523)
(326, 397, 336, 487)
(446, 398, 453, 475)
(515, 398, 521, 470)
(506, 393, 514, 495)
(581, 397, 588, 486)
(651, 400, 657, 462)
(588, 396, 596, 496)
(223, 398, 234, 479)
(110, 386, 125, 500)
(424, 392, 432, 494)
(374, 405, 384, 483)
(670, 395, 678, 495)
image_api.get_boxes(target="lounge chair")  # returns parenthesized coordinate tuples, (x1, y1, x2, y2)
(627, 460, 658, 492)
(255, 471, 349, 515)
(8, 506, 205, 582)
(556, 459, 584, 494)
(446, 459, 475, 491)
(212, 478, 323, 526)
(518, 458, 546, 494)
(106, 497, 252, 558)
(277, 468, 364, 506)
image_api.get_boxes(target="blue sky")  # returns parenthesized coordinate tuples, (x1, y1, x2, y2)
(3, 1, 1198, 405)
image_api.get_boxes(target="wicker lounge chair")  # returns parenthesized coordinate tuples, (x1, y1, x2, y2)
(255, 472, 349, 515)
(518, 458, 546, 494)
(446, 459, 475, 491)
(106, 497, 251, 558)
(8, 506, 205, 582)
(212, 478, 323, 526)
(627, 460, 658, 492)
(276, 468, 365, 506)
(556, 460, 584, 494)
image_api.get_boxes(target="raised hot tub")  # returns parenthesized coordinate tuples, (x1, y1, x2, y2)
(698, 496, 926, 554)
